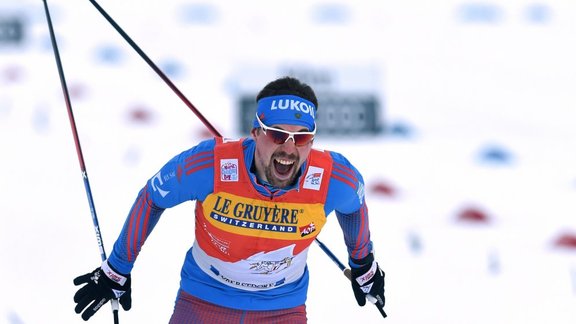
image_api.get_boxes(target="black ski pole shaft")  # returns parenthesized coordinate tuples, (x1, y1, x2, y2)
(87, 0, 221, 137)
(41, 0, 120, 323)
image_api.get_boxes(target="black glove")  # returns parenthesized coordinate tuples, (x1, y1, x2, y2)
(73, 260, 132, 321)
(350, 253, 386, 316)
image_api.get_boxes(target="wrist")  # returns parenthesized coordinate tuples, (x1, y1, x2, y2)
(349, 252, 374, 269)
(101, 260, 129, 286)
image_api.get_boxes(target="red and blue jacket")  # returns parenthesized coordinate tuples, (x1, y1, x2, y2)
(107, 137, 373, 310)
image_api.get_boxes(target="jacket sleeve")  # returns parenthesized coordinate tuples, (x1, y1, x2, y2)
(335, 206, 372, 261)
(107, 185, 165, 274)
(327, 152, 373, 260)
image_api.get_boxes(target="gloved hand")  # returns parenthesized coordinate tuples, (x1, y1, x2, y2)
(73, 260, 132, 321)
(350, 253, 386, 317)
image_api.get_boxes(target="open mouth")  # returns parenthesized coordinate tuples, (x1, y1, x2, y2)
(273, 158, 295, 179)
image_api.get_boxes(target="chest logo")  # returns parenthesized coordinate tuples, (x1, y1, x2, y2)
(220, 159, 239, 182)
(303, 166, 324, 191)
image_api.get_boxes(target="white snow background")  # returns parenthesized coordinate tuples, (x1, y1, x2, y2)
(1, 1, 575, 323)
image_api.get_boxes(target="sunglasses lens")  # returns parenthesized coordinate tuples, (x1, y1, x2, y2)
(293, 134, 314, 146)
(267, 129, 290, 144)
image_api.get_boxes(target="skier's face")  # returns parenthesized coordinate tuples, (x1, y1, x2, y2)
(252, 124, 314, 189)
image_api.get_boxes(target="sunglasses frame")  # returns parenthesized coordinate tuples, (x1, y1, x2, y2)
(255, 114, 316, 147)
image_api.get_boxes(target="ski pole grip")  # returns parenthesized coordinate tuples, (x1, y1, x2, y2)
(343, 268, 352, 280)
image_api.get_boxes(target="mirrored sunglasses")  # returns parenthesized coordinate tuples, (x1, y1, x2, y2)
(255, 114, 316, 147)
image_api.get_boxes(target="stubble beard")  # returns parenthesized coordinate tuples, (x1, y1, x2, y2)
(265, 153, 300, 188)
(264, 165, 298, 188)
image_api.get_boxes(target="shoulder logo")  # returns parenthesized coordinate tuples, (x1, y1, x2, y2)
(357, 181, 365, 203)
(151, 171, 170, 197)
(220, 159, 239, 182)
(303, 166, 323, 191)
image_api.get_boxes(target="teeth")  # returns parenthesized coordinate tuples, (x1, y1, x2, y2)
(275, 159, 294, 165)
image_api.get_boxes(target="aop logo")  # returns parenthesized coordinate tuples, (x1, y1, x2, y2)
(299, 222, 316, 237)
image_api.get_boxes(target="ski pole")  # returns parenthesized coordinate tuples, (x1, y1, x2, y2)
(41, 1, 120, 323)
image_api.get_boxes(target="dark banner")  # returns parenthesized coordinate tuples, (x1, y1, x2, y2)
(238, 92, 383, 136)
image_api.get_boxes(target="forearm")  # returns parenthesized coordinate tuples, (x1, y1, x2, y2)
(107, 184, 165, 274)
(335, 204, 372, 260)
